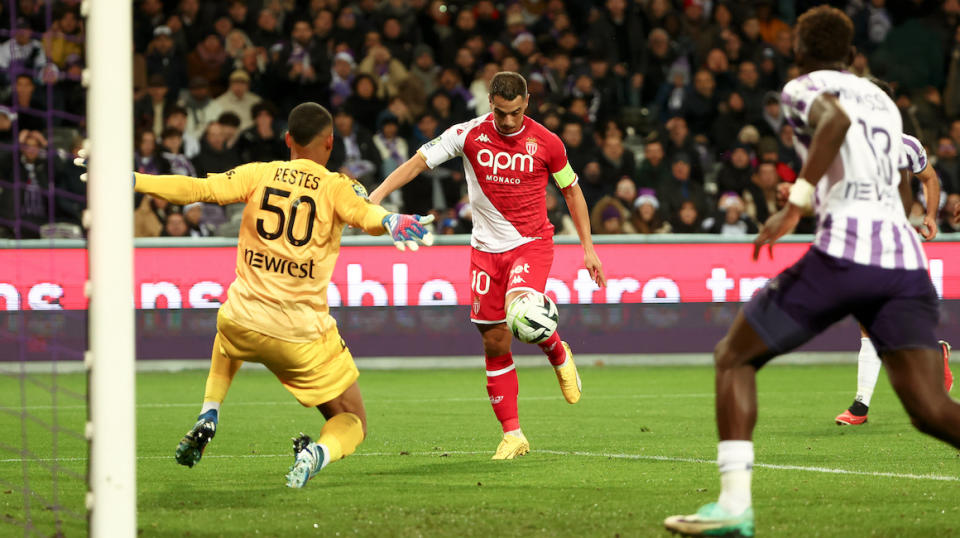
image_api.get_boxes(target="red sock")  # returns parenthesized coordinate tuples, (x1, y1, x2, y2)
(538, 331, 566, 366)
(485, 353, 519, 432)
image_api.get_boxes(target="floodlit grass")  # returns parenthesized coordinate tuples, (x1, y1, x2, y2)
(2, 364, 959, 536)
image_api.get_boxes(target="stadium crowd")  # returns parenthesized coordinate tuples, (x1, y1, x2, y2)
(3, 0, 960, 239)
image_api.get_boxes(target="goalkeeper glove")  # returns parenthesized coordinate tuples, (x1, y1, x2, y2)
(74, 149, 135, 185)
(382, 213, 435, 251)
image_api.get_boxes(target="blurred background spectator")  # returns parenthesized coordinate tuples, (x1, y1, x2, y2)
(4, 0, 960, 239)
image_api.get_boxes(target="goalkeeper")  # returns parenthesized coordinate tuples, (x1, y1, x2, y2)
(131, 102, 434, 488)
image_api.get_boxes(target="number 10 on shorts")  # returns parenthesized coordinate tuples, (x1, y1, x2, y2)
(471, 270, 491, 295)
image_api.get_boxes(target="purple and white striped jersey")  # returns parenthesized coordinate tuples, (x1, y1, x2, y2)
(781, 70, 926, 270)
(899, 134, 928, 174)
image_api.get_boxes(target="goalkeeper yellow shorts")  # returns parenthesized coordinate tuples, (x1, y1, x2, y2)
(214, 311, 359, 407)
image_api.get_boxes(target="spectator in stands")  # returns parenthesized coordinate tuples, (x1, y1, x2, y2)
(8, 74, 45, 132)
(145, 25, 187, 97)
(345, 74, 387, 134)
(329, 108, 381, 190)
(273, 19, 331, 113)
(134, 129, 171, 175)
(635, 137, 671, 191)
(715, 144, 754, 196)
(703, 192, 757, 236)
(180, 77, 222, 140)
(162, 211, 191, 237)
(936, 136, 960, 195)
(670, 200, 702, 234)
(213, 70, 261, 130)
(250, 8, 282, 49)
(591, 197, 630, 235)
(135, 74, 176, 136)
(641, 29, 676, 105)
(560, 121, 594, 174)
(358, 44, 410, 101)
(224, 29, 254, 71)
(713, 90, 748, 155)
(134, 0, 166, 52)
(0, 129, 51, 238)
(630, 189, 670, 234)
(237, 101, 285, 163)
(330, 51, 356, 109)
(660, 152, 708, 219)
(192, 120, 241, 177)
(737, 60, 765, 124)
(44, 7, 83, 70)
(599, 135, 636, 191)
(0, 17, 47, 82)
(409, 44, 440, 98)
(588, 0, 645, 76)
(182, 202, 214, 237)
(160, 127, 197, 177)
(943, 194, 960, 232)
(756, 92, 783, 139)
(187, 32, 229, 97)
(664, 117, 703, 182)
(683, 69, 719, 141)
(743, 161, 781, 225)
(164, 105, 201, 159)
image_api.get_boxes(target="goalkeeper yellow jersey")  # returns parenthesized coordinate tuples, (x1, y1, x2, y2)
(134, 159, 389, 342)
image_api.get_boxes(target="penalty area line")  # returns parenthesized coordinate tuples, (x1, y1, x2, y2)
(2, 449, 957, 482)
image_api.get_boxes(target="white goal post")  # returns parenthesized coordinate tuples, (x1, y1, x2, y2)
(85, 0, 136, 536)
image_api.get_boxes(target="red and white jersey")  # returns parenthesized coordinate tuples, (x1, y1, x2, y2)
(418, 114, 578, 253)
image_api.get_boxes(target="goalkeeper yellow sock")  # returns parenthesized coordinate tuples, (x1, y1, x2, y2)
(202, 337, 242, 407)
(316, 412, 365, 468)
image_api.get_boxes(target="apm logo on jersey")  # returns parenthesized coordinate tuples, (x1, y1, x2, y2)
(477, 148, 534, 184)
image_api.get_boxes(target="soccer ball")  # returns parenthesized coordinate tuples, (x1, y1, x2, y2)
(506, 291, 559, 344)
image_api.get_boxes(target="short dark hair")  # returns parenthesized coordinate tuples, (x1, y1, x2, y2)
(489, 72, 527, 101)
(161, 127, 183, 139)
(288, 102, 332, 145)
(218, 111, 241, 128)
(795, 5, 853, 64)
(251, 101, 277, 119)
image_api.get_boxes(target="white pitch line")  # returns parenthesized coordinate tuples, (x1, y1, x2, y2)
(3, 390, 863, 411)
(1, 449, 957, 483)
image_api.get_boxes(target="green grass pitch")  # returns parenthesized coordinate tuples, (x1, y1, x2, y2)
(2, 363, 959, 537)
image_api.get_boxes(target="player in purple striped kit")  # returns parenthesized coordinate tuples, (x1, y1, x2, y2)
(835, 123, 953, 427)
(666, 6, 960, 537)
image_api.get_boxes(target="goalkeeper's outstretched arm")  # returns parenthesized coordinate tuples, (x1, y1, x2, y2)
(134, 163, 262, 206)
(368, 152, 429, 205)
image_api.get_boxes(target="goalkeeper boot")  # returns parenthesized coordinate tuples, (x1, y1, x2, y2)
(664, 503, 755, 537)
(175, 410, 218, 467)
(835, 400, 868, 426)
(554, 341, 581, 404)
(491, 431, 529, 460)
(941, 340, 953, 393)
(285, 433, 327, 488)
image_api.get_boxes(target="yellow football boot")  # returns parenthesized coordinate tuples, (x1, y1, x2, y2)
(554, 341, 581, 404)
(491, 432, 529, 460)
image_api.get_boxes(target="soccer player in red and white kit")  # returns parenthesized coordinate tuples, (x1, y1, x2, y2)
(370, 72, 606, 459)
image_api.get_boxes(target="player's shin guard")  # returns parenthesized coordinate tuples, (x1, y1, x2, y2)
(202, 335, 243, 406)
(317, 412, 365, 466)
(485, 353, 520, 432)
(537, 331, 566, 367)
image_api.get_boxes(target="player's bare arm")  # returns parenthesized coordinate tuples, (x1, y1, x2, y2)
(368, 152, 429, 205)
(915, 164, 940, 240)
(754, 93, 850, 260)
(561, 182, 606, 287)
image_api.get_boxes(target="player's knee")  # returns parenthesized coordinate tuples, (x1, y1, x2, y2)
(713, 338, 736, 370)
(480, 326, 511, 356)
